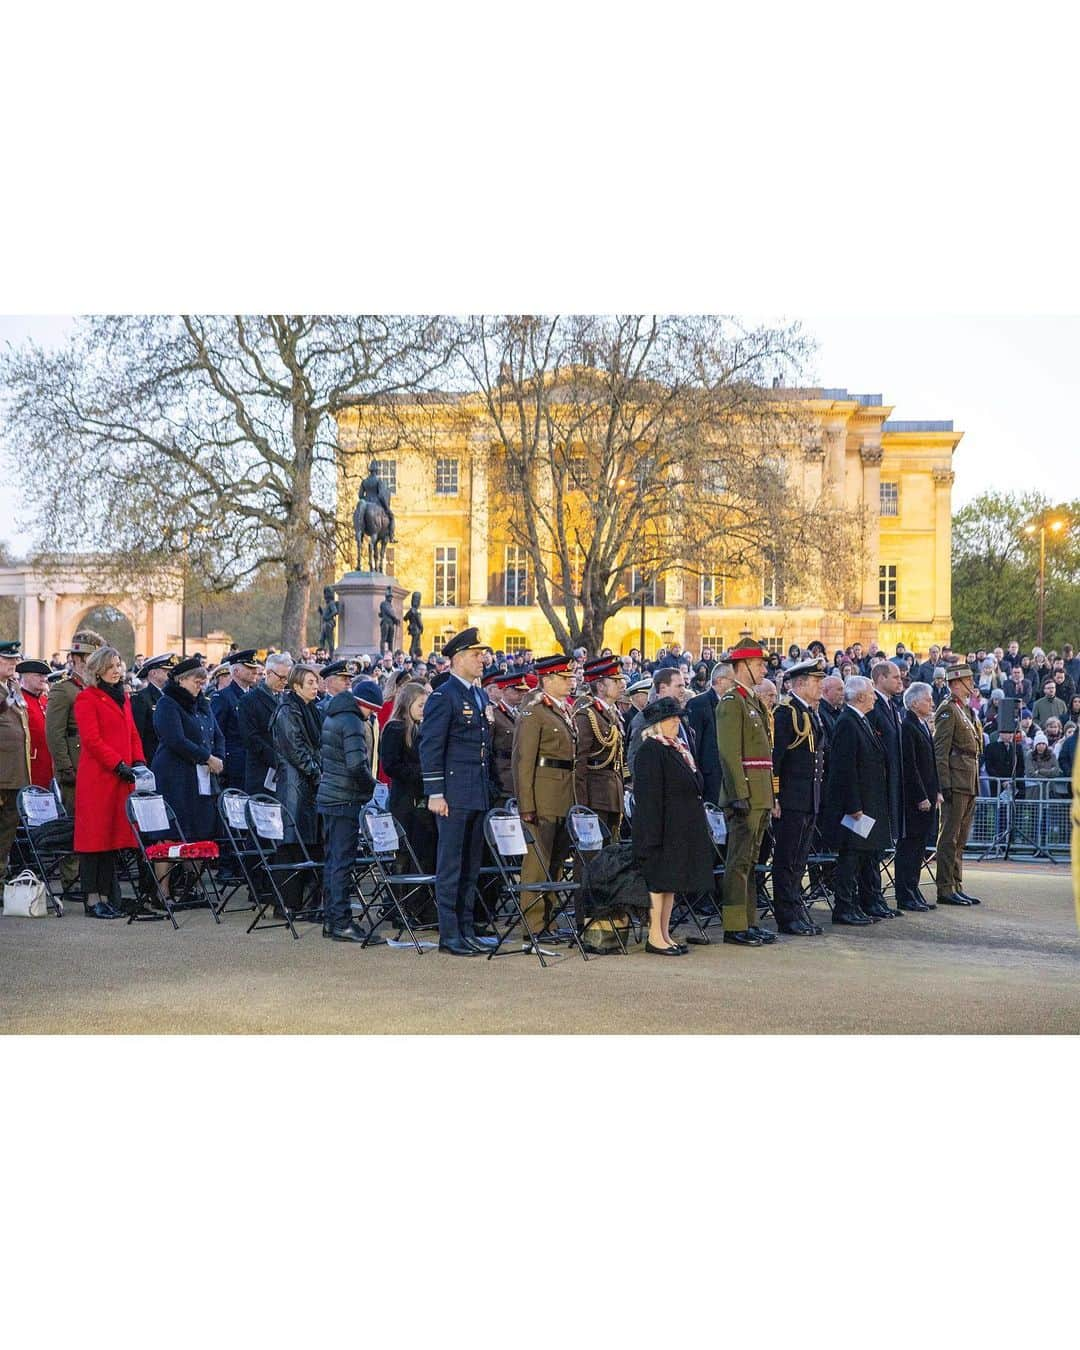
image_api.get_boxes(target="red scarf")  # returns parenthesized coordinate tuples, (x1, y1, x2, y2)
(647, 730, 698, 774)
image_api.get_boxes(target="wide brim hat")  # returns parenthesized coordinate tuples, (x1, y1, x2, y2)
(443, 627, 492, 661)
(16, 659, 51, 676)
(641, 695, 684, 725)
(946, 663, 975, 683)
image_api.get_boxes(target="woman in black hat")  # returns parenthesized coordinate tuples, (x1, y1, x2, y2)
(152, 657, 224, 845)
(631, 696, 715, 955)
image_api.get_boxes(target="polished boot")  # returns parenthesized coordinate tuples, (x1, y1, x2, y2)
(749, 925, 777, 944)
(777, 918, 823, 936)
(954, 889, 982, 905)
(323, 921, 369, 943)
(937, 892, 973, 906)
(831, 903, 873, 926)
(862, 899, 896, 920)
(722, 930, 764, 946)
(897, 897, 930, 912)
(464, 933, 499, 949)
(439, 937, 481, 955)
(86, 899, 122, 919)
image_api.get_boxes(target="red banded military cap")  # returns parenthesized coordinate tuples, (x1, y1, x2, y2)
(481, 670, 529, 691)
(583, 657, 623, 682)
(534, 654, 572, 677)
(729, 645, 767, 662)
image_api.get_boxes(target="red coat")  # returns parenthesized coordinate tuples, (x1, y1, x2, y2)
(73, 685, 145, 852)
(23, 690, 54, 788)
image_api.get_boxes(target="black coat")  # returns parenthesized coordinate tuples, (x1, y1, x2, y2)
(209, 679, 248, 789)
(685, 688, 722, 805)
(900, 709, 940, 838)
(823, 706, 892, 852)
(379, 717, 437, 873)
(316, 690, 376, 812)
(271, 691, 322, 845)
(772, 695, 826, 815)
(238, 682, 279, 796)
(131, 682, 163, 763)
(631, 737, 715, 893)
(867, 690, 904, 841)
(150, 681, 224, 841)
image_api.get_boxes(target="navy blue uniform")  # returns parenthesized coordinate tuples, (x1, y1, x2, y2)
(418, 675, 492, 942)
(210, 679, 248, 790)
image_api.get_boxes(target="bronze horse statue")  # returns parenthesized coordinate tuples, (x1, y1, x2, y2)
(353, 461, 395, 573)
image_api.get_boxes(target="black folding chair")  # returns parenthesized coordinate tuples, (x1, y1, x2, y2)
(482, 807, 589, 967)
(14, 786, 71, 916)
(668, 803, 725, 944)
(565, 804, 636, 955)
(125, 792, 223, 929)
(216, 790, 263, 914)
(244, 794, 323, 939)
(354, 805, 436, 952)
(802, 823, 837, 914)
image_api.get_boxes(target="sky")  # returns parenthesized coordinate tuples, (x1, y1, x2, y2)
(1, 313, 1076, 558)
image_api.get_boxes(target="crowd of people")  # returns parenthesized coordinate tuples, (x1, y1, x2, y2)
(1, 625, 1075, 951)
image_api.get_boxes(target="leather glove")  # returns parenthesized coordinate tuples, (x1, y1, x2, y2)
(520, 812, 538, 824)
(729, 798, 750, 817)
(115, 761, 137, 783)
(133, 760, 147, 769)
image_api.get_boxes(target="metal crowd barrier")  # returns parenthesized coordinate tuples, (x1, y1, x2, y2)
(965, 776, 1072, 862)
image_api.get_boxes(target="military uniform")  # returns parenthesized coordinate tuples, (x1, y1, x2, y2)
(769, 666, 826, 932)
(21, 683, 53, 789)
(933, 668, 982, 902)
(573, 657, 626, 837)
(130, 654, 177, 765)
(482, 668, 530, 805)
(210, 654, 261, 791)
(512, 660, 578, 936)
(0, 672, 31, 874)
(715, 665, 775, 935)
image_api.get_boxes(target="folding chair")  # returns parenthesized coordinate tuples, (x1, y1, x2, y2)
(14, 786, 72, 916)
(216, 790, 264, 914)
(802, 823, 837, 914)
(565, 804, 637, 955)
(125, 792, 223, 929)
(354, 805, 437, 952)
(244, 794, 323, 939)
(482, 807, 589, 967)
(670, 802, 724, 944)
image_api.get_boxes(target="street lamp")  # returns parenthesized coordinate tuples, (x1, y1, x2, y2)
(1023, 515, 1068, 648)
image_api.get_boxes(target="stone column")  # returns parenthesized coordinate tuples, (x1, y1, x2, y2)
(468, 432, 489, 608)
(824, 420, 847, 503)
(933, 468, 955, 632)
(860, 444, 883, 613)
(42, 590, 57, 659)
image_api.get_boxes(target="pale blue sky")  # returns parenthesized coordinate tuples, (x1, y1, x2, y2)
(1, 314, 1076, 556)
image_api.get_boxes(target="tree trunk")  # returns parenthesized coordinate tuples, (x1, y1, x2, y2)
(280, 561, 311, 656)
(280, 447, 315, 654)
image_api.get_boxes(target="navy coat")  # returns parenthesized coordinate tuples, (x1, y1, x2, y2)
(210, 679, 248, 789)
(900, 708, 939, 839)
(151, 681, 225, 841)
(684, 688, 722, 805)
(237, 681, 279, 795)
(823, 706, 892, 852)
(418, 675, 492, 811)
(868, 690, 904, 841)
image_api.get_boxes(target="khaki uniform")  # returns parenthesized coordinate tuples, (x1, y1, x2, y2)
(933, 696, 981, 897)
(0, 682, 31, 873)
(490, 701, 517, 802)
(512, 694, 577, 934)
(44, 673, 85, 885)
(573, 694, 624, 834)
(715, 682, 775, 932)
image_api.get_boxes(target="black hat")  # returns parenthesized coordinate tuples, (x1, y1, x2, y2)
(350, 678, 384, 711)
(429, 671, 452, 691)
(0, 640, 22, 659)
(136, 653, 178, 679)
(47, 670, 67, 685)
(442, 627, 492, 661)
(482, 669, 529, 691)
(322, 659, 359, 680)
(534, 654, 573, 678)
(583, 656, 624, 683)
(16, 659, 51, 676)
(785, 657, 826, 681)
(170, 655, 206, 679)
(227, 649, 261, 668)
(642, 696, 684, 725)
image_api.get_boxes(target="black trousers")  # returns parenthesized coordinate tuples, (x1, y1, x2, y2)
(79, 850, 118, 900)
(770, 808, 817, 926)
(894, 832, 931, 903)
(833, 847, 881, 913)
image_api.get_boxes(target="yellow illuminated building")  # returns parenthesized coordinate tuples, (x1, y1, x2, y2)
(335, 388, 961, 658)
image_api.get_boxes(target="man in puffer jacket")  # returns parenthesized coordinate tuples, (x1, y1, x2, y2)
(316, 676, 383, 943)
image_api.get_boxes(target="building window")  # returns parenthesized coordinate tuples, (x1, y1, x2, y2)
(505, 545, 529, 606)
(432, 634, 447, 655)
(759, 634, 782, 655)
(504, 633, 527, 654)
(700, 564, 726, 607)
(703, 460, 725, 494)
(373, 458, 397, 496)
(630, 565, 656, 606)
(435, 457, 459, 496)
(879, 564, 897, 621)
(879, 481, 899, 517)
(434, 545, 458, 607)
(701, 632, 724, 656)
(568, 452, 590, 490)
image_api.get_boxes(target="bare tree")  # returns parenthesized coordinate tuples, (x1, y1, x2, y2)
(454, 314, 862, 653)
(1, 315, 453, 652)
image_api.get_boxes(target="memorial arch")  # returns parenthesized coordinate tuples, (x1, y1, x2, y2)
(0, 558, 183, 660)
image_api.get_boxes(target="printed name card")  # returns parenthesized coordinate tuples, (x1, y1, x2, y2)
(249, 801, 284, 841)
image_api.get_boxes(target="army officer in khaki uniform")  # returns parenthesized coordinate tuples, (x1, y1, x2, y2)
(511, 654, 577, 950)
(483, 668, 530, 804)
(573, 655, 626, 837)
(933, 663, 983, 906)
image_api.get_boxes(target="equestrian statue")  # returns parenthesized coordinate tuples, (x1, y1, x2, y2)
(353, 460, 397, 574)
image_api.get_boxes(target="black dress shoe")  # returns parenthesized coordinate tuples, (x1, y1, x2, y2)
(937, 893, 972, 906)
(862, 901, 895, 919)
(831, 905, 872, 926)
(749, 925, 777, 944)
(722, 930, 764, 946)
(777, 919, 823, 936)
(645, 940, 686, 956)
(897, 898, 930, 912)
(323, 922, 368, 943)
(438, 938, 481, 956)
(955, 890, 982, 905)
(86, 900, 121, 919)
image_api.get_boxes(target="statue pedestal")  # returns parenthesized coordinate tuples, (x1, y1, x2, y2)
(333, 573, 407, 659)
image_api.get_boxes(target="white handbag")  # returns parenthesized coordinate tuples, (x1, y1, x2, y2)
(3, 869, 49, 917)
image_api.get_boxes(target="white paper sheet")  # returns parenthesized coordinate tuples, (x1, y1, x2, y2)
(25, 793, 59, 825)
(197, 764, 212, 796)
(366, 813, 398, 854)
(570, 813, 602, 849)
(263, 767, 277, 792)
(372, 783, 390, 810)
(131, 795, 169, 834)
(223, 795, 249, 830)
(705, 805, 727, 845)
(249, 801, 284, 841)
(490, 814, 527, 856)
(841, 812, 875, 839)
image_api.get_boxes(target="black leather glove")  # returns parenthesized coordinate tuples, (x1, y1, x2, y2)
(115, 761, 137, 783)
(133, 760, 147, 769)
(729, 798, 750, 817)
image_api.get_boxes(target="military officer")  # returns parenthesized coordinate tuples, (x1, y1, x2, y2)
(16, 659, 54, 789)
(44, 629, 105, 889)
(130, 653, 177, 764)
(419, 627, 494, 956)
(933, 663, 983, 906)
(210, 649, 262, 790)
(573, 656, 626, 837)
(715, 643, 777, 946)
(770, 657, 827, 936)
(511, 654, 578, 952)
(482, 668, 530, 804)
(0, 641, 31, 875)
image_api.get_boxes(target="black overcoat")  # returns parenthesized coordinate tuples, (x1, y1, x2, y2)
(900, 709, 940, 838)
(684, 688, 722, 805)
(822, 706, 892, 852)
(271, 691, 322, 845)
(631, 737, 715, 893)
(867, 690, 904, 841)
(150, 681, 224, 841)
(238, 681, 279, 796)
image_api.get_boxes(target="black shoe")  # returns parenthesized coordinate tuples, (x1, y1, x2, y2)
(86, 900, 121, 919)
(777, 919, 823, 936)
(955, 890, 982, 905)
(863, 901, 895, 920)
(723, 930, 764, 946)
(323, 922, 368, 943)
(464, 933, 499, 949)
(937, 893, 972, 906)
(438, 938, 481, 956)
(646, 940, 686, 956)
(897, 898, 929, 912)
(749, 925, 777, 944)
(832, 904, 873, 926)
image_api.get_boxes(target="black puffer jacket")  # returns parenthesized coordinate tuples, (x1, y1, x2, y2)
(316, 689, 376, 811)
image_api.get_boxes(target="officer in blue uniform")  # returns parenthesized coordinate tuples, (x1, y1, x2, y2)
(209, 649, 261, 789)
(419, 627, 494, 956)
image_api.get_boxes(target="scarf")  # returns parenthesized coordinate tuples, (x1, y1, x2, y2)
(648, 730, 698, 774)
(286, 689, 324, 753)
(101, 679, 127, 709)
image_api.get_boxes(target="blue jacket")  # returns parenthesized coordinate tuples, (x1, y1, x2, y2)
(151, 681, 225, 841)
(237, 681, 279, 795)
(418, 675, 492, 811)
(210, 679, 247, 789)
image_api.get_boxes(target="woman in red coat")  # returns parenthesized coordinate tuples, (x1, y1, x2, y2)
(73, 646, 146, 918)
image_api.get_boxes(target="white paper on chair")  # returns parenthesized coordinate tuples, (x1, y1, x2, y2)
(571, 814, 602, 849)
(372, 783, 389, 809)
(132, 795, 169, 834)
(249, 801, 284, 840)
(841, 812, 875, 839)
(705, 806, 727, 845)
(197, 764, 212, 796)
(224, 795, 249, 830)
(490, 814, 527, 856)
(263, 767, 277, 792)
(25, 794, 59, 826)
(367, 813, 398, 854)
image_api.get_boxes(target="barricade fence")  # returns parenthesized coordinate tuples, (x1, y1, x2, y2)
(964, 777, 1071, 861)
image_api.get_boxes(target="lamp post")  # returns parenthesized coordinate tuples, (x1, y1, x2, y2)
(1024, 515, 1067, 648)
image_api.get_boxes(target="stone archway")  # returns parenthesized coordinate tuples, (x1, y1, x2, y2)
(70, 605, 138, 665)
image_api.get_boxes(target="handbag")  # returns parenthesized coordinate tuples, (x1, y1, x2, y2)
(3, 868, 49, 917)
